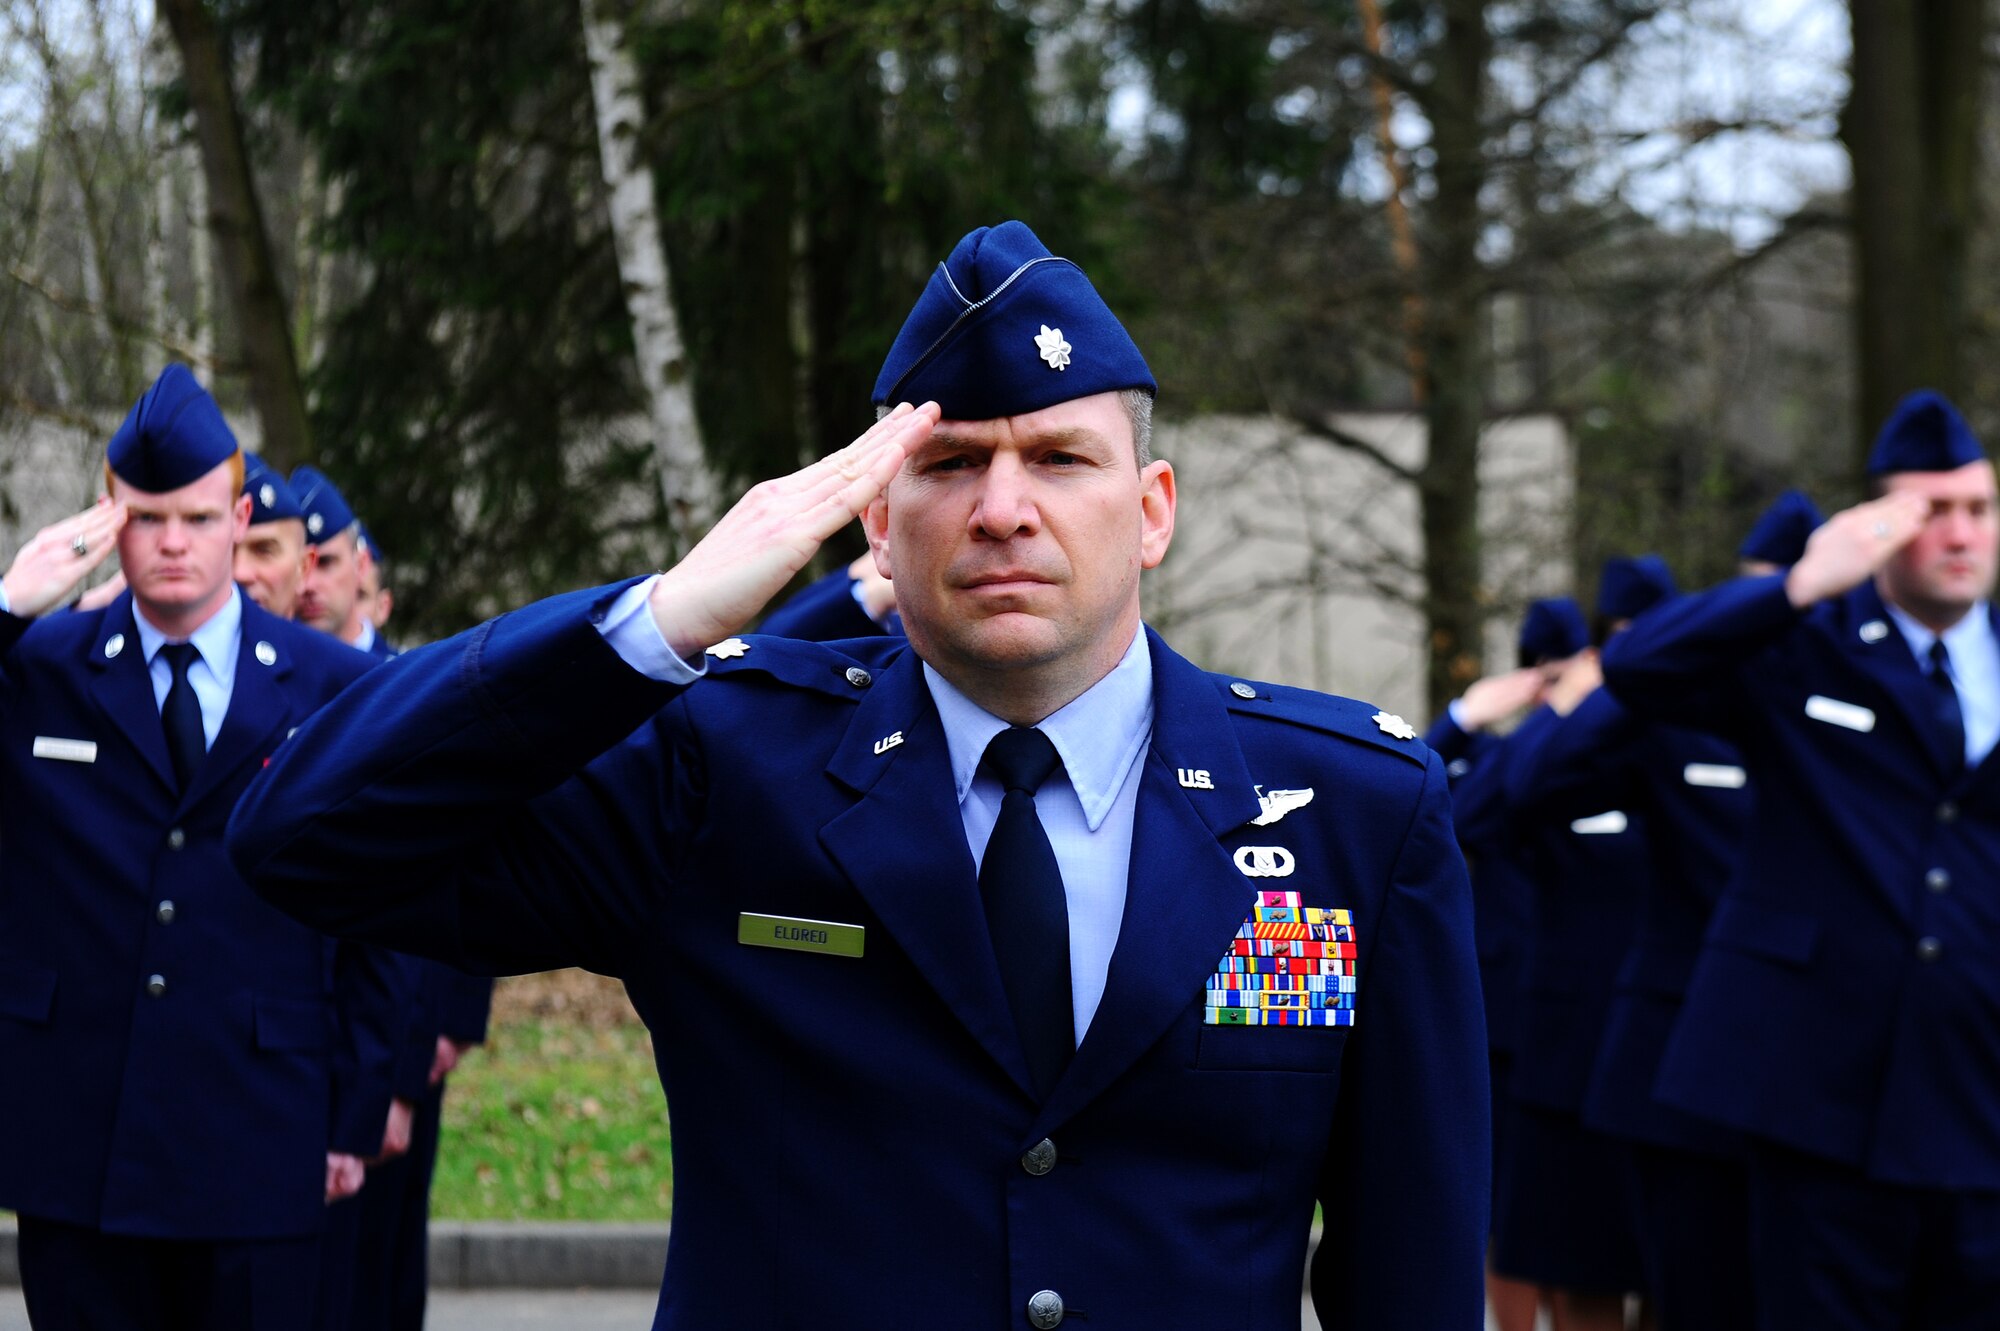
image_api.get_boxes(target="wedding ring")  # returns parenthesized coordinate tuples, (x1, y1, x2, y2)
(1872, 521, 1892, 540)
(70, 534, 88, 558)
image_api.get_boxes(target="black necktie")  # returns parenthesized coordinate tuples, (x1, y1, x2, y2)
(977, 727, 1074, 1098)
(1929, 640, 1967, 775)
(160, 642, 205, 790)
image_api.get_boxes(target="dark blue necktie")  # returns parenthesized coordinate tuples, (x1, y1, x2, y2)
(977, 727, 1074, 1099)
(1929, 640, 1966, 775)
(160, 642, 205, 790)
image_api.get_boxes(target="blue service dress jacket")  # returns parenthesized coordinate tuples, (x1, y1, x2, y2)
(228, 580, 1490, 1330)
(1603, 574, 2000, 1188)
(0, 590, 406, 1238)
(1500, 688, 1751, 1156)
(757, 566, 896, 641)
(1427, 713, 1532, 1058)
(1474, 705, 1650, 1116)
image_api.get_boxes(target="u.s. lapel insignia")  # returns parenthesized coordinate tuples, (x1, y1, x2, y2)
(1251, 786, 1314, 826)
(1233, 845, 1296, 878)
(873, 731, 904, 756)
(1034, 324, 1072, 371)
(1372, 711, 1416, 741)
(255, 641, 277, 666)
(104, 633, 125, 659)
(705, 638, 749, 660)
(1178, 767, 1215, 790)
(1859, 620, 1889, 644)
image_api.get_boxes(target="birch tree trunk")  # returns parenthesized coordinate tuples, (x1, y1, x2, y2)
(157, 0, 311, 466)
(580, 0, 710, 553)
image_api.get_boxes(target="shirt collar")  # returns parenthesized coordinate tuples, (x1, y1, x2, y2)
(924, 626, 1154, 832)
(351, 619, 377, 653)
(134, 584, 243, 684)
(1884, 598, 1993, 666)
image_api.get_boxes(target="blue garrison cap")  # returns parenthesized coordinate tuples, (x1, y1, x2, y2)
(1866, 390, 1986, 476)
(1738, 489, 1822, 565)
(873, 221, 1156, 422)
(289, 466, 358, 546)
(1519, 597, 1588, 662)
(357, 525, 383, 564)
(106, 364, 238, 492)
(242, 454, 304, 525)
(1598, 554, 1677, 621)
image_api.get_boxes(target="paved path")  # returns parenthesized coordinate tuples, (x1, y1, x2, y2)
(1, 1284, 1516, 1327)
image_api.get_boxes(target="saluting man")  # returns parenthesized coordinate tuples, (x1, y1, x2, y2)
(229, 220, 1489, 1328)
(0, 365, 405, 1331)
(292, 466, 392, 658)
(1602, 391, 2000, 1329)
(234, 454, 317, 619)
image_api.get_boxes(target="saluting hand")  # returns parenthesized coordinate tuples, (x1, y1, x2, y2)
(1544, 650, 1602, 717)
(647, 402, 940, 659)
(1, 497, 127, 619)
(1785, 490, 1930, 610)
(1453, 666, 1548, 731)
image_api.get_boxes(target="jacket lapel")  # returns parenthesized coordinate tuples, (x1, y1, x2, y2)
(85, 594, 177, 796)
(182, 604, 293, 814)
(1831, 583, 1963, 783)
(819, 648, 1034, 1100)
(1035, 631, 1263, 1132)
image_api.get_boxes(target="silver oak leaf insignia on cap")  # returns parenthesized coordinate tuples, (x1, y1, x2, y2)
(1372, 711, 1417, 741)
(1034, 324, 1072, 371)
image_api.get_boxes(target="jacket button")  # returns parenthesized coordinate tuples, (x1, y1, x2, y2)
(1916, 937, 1943, 962)
(1926, 868, 1951, 894)
(145, 974, 167, 998)
(156, 901, 176, 925)
(844, 667, 872, 688)
(166, 828, 186, 850)
(1937, 801, 1959, 823)
(1026, 1289, 1064, 1328)
(1020, 1138, 1057, 1176)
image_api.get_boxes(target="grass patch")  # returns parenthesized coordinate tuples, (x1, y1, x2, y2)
(432, 1018, 673, 1221)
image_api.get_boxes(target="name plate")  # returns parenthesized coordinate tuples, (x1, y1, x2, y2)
(738, 912, 865, 959)
(33, 737, 98, 764)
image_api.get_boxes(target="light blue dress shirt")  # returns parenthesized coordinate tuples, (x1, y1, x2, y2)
(598, 575, 1155, 1041)
(1885, 599, 2000, 767)
(132, 586, 243, 751)
(351, 619, 378, 654)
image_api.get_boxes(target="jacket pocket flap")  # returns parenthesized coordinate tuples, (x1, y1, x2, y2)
(254, 996, 331, 1053)
(0, 961, 56, 1024)
(1706, 898, 1820, 967)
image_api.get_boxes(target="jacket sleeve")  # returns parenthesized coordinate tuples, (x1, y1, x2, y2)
(390, 956, 443, 1102)
(757, 568, 884, 642)
(1312, 750, 1489, 1327)
(1501, 689, 1644, 821)
(326, 937, 417, 1156)
(1420, 709, 1475, 766)
(226, 580, 698, 979)
(436, 969, 495, 1046)
(1600, 574, 1802, 734)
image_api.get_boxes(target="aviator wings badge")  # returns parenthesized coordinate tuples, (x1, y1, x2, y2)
(1251, 786, 1315, 826)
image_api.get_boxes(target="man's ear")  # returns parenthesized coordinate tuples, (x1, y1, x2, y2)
(1138, 460, 1176, 570)
(862, 497, 893, 581)
(232, 492, 254, 541)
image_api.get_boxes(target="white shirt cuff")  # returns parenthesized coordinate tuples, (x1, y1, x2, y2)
(0, 581, 10, 616)
(596, 576, 704, 685)
(1446, 698, 1469, 731)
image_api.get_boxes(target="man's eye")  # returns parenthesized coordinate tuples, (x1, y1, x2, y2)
(927, 456, 973, 473)
(1045, 452, 1081, 467)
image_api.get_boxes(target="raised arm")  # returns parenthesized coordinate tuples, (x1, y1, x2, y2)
(227, 405, 939, 977)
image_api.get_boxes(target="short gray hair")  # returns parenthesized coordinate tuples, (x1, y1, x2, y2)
(874, 387, 1154, 467)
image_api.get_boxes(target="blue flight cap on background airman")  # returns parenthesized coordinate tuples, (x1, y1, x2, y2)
(106, 364, 238, 493)
(1737, 489, 1822, 565)
(872, 221, 1156, 421)
(358, 525, 382, 564)
(290, 466, 358, 546)
(1519, 597, 1588, 662)
(243, 454, 304, 525)
(1865, 390, 1986, 476)
(1598, 554, 1677, 621)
